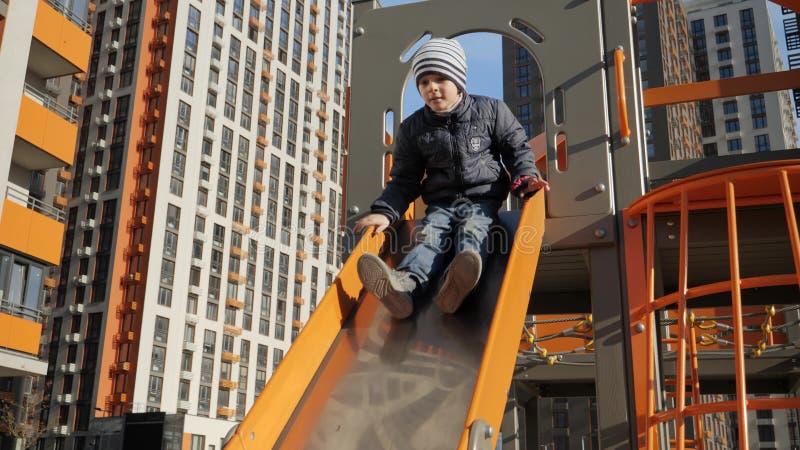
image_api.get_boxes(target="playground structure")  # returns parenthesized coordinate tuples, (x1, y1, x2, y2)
(224, 0, 800, 449)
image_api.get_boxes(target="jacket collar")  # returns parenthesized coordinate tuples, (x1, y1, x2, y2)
(422, 94, 472, 125)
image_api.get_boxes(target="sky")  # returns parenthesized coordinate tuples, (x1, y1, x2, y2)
(376, 0, 800, 145)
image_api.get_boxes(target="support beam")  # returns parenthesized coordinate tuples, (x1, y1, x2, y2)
(644, 69, 800, 107)
(590, 247, 634, 450)
(769, 0, 799, 14)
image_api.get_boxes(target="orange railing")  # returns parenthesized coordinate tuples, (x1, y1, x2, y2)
(624, 160, 800, 450)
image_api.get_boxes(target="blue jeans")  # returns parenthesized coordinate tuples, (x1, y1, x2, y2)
(397, 198, 500, 295)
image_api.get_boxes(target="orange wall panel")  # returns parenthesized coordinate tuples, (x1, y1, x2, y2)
(0, 199, 64, 265)
(32, 0, 90, 73)
(0, 312, 42, 356)
(16, 96, 77, 166)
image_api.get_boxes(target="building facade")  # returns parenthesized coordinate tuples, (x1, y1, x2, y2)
(41, 0, 351, 448)
(0, 0, 91, 447)
(635, 0, 703, 160)
(685, 0, 798, 156)
(500, 31, 544, 143)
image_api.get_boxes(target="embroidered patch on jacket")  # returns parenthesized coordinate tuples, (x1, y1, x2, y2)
(470, 137, 481, 151)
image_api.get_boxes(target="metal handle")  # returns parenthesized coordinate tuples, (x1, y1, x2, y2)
(613, 46, 631, 146)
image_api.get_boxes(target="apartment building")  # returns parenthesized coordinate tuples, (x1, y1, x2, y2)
(500, 30, 544, 143)
(685, 0, 798, 156)
(0, 0, 91, 448)
(41, 0, 351, 449)
(635, 0, 703, 160)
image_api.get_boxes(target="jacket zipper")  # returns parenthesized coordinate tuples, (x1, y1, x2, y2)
(447, 117, 463, 199)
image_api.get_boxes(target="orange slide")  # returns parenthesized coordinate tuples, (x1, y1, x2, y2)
(224, 191, 545, 450)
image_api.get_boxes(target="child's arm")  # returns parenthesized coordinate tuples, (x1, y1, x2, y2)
(494, 100, 546, 197)
(358, 125, 424, 229)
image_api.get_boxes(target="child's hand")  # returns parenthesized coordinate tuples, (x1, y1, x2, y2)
(517, 176, 550, 198)
(354, 213, 391, 234)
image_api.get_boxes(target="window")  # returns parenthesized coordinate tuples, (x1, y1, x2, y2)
(755, 134, 770, 152)
(154, 316, 169, 343)
(166, 204, 181, 229)
(516, 65, 529, 83)
(184, 324, 195, 343)
(151, 346, 165, 373)
(715, 31, 729, 44)
(724, 119, 740, 133)
(757, 425, 775, 441)
(179, 380, 191, 402)
(719, 65, 733, 79)
(722, 100, 738, 115)
(717, 48, 731, 61)
(181, 351, 193, 371)
(713, 14, 727, 27)
(0, 252, 45, 316)
(203, 329, 216, 354)
(516, 104, 531, 122)
(148, 375, 163, 403)
(702, 143, 718, 157)
(727, 138, 742, 152)
(200, 357, 214, 383)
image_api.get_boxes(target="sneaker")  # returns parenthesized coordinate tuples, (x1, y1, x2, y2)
(434, 249, 482, 314)
(357, 253, 415, 319)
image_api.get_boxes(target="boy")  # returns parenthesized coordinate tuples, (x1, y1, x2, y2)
(354, 38, 549, 319)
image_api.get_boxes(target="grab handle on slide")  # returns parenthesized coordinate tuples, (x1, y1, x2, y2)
(614, 46, 631, 146)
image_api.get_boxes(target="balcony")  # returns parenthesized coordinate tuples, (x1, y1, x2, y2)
(15, 83, 78, 169)
(30, 0, 91, 78)
(223, 324, 242, 336)
(226, 298, 244, 309)
(0, 311, 46, 371)
(0, 185, 65, 265)
(221, 352, 241, 363)
(230, 246, 248, 259)
(227, 272, 246, 285)
(217, 407, 235, 418)
(219, 379, 238, 389)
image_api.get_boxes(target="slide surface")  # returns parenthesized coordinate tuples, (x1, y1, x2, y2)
(225, 192, 545, 450)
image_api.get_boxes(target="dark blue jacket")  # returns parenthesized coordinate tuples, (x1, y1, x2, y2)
(371, 94, 540, 223)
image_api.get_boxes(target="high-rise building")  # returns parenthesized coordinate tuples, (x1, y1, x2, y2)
(500, 32, 544, 142)
(685, 0, 798, 156)
(0, 0, 90, 447)
(635, 0, 703, 160)
(41, 0, 351, 448)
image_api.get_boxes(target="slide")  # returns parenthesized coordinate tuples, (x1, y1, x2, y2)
(224, 192, 545, 450)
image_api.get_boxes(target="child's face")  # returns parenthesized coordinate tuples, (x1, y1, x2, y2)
(417, 74, 460, 112)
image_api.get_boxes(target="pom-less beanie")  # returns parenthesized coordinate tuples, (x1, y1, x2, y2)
(411, 38, 467, 93)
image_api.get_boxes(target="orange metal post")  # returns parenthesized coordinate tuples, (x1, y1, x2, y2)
(724, 180, 749, 447)
(622, 206, 651, 450)
(645, 203, 657, 449)
(688, 324, 704, 450)
(675, 189, 689, 450)
(779, 170, 800, 289)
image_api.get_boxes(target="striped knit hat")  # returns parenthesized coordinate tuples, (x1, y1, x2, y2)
(411, 38, 467, 93)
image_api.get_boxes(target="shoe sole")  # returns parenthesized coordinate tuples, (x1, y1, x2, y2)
(357, 254, 413, 319)
(435, 250, 482, 314)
